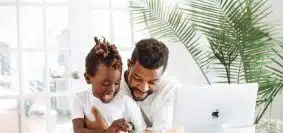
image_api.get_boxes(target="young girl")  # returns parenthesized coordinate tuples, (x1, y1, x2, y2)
(71, 37, 145, 133)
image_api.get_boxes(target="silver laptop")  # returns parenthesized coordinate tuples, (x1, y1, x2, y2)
(173, 83, 258, 133)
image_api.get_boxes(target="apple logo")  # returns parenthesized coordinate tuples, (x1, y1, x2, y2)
(212, 109, 219, 118)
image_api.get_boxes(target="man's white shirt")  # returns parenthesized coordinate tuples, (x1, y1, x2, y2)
(119, 72, 181, 132)
(71, 89, 146, 132)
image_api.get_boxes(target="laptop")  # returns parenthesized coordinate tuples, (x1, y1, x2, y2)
(173, 83, 258, 133)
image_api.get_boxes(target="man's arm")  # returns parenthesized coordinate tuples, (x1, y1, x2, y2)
(73, 117, 132, 133)
(152, 83, 180, 132)
(85, 107, 109, 130)
(152, 94, 174, 132)
(73, 118, 106, 133)
(124, 96, 146, 132)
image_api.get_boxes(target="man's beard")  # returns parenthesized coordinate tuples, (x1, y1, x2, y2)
(125, 71, 154, 101)
(129, 87, 154, 101)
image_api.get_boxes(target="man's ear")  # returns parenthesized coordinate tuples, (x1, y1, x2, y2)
(84, 73, 91, 84)
(127, 59, 132, 69)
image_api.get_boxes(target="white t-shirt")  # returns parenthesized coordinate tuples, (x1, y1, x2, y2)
(120, 72, 181, 132)
(71, 90, 146, 132)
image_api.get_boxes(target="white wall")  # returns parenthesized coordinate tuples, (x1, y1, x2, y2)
(165, 40, 209, 86)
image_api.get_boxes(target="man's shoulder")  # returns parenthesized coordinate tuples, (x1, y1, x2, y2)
(151, 74, 182, 106)
(157, 74, 181, 93)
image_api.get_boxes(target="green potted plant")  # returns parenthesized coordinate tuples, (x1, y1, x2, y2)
(130, 0, 283, 127)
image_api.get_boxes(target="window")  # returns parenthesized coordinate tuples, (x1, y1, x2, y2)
(90, 0, 134, 49)
(0, 0, 144, 133)
(0, 0, 70, 133)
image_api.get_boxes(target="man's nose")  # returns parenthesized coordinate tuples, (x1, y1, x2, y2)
(139, 82, 149, 92)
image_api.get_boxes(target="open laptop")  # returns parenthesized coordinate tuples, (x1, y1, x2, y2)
(173, 83, 258, 133)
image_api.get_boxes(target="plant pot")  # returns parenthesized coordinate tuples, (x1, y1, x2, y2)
(255, 119, 283, 133)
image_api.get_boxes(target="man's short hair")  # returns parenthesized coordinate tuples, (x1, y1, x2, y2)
(131, 38, 169, 71)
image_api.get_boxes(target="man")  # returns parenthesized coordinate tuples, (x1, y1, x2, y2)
(120, 38, 181, 132)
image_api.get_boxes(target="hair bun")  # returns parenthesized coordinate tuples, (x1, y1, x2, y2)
(93, 37, 110, 58)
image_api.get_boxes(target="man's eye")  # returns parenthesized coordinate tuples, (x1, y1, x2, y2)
(149, 81, 158, 85)
(134, 76, 142, 80)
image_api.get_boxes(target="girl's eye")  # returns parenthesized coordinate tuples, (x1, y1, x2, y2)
(102, 82, 110, 86)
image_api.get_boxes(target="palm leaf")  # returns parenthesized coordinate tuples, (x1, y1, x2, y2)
(183, 0, 273, 83)
(268, 45, 283, 80)
(130, 0, 213, 83)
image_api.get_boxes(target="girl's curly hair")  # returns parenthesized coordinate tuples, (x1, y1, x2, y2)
(84, 37, 122, 84)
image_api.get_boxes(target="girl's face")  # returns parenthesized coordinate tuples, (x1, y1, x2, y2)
(86, 63, 122, 103)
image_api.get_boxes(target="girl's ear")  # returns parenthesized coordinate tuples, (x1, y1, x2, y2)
(84, 73, 91, 84)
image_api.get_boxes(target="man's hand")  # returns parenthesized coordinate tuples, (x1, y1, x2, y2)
(85, 107, 109, 130)
(84, 107, 132, 133)
(105, 118, 132, 133)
